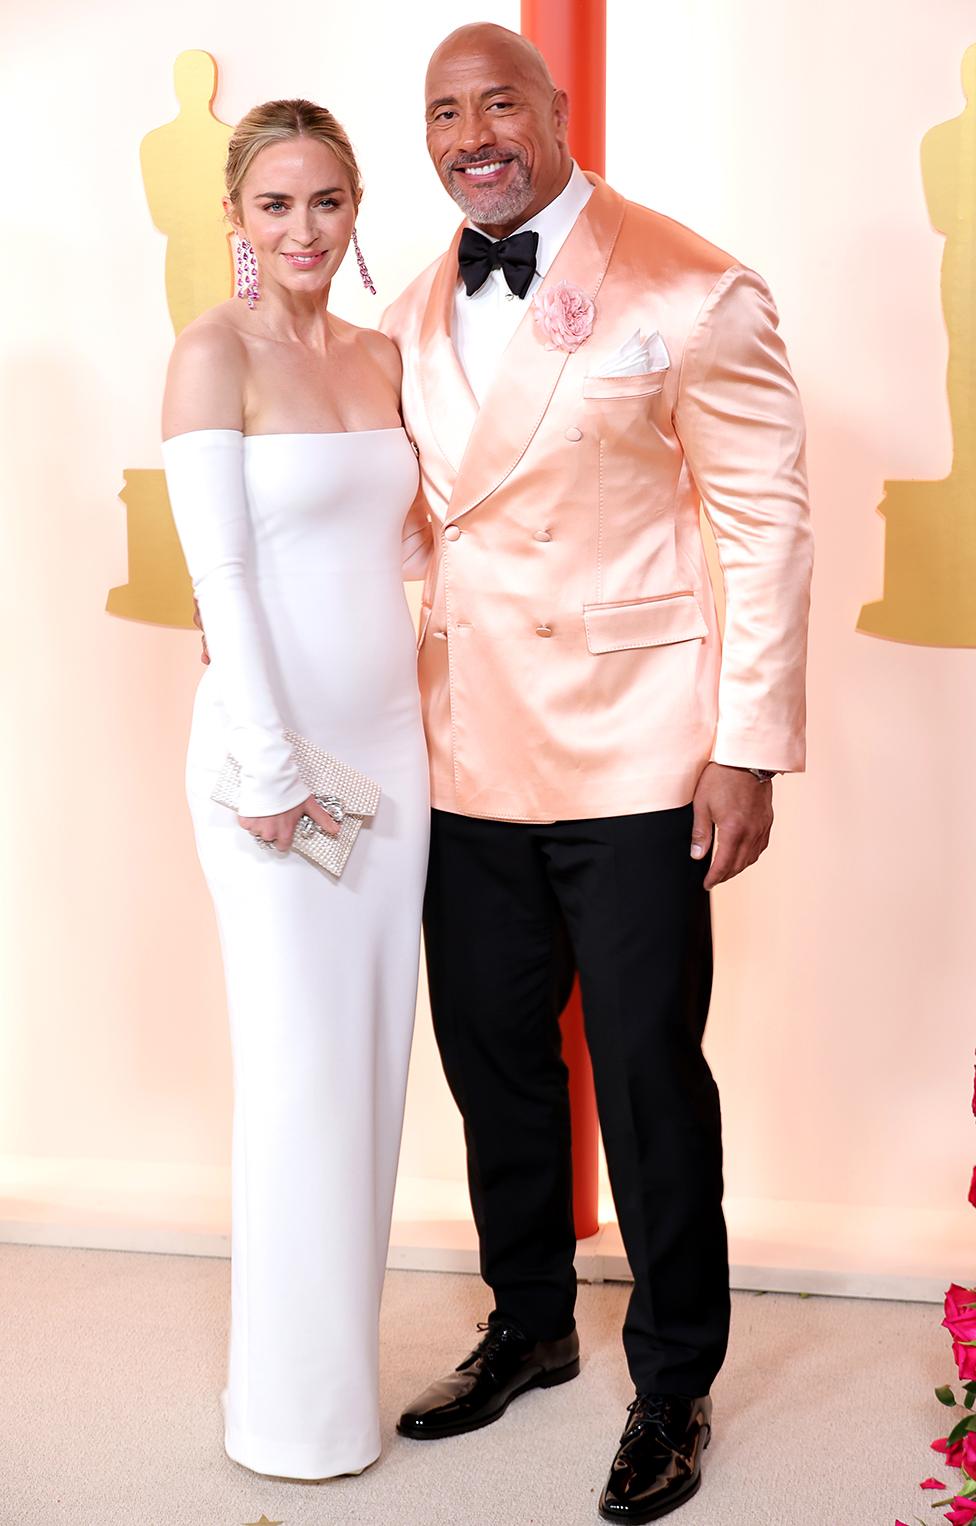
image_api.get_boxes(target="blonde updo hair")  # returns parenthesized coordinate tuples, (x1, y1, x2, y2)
(225, 98, 363, 210)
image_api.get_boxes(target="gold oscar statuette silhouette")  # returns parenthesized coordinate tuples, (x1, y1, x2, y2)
(859, 44, 976, 646)
(106, 50, 232, 628)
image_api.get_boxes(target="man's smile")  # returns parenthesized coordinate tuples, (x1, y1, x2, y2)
(451, 157, 517, 190)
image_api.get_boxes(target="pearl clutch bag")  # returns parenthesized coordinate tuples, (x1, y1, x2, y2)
(211, 731, 381, 879)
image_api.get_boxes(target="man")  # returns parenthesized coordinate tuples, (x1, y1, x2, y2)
(382, 21, 812, 1523)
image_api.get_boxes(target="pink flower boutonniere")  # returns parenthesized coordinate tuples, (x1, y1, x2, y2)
(532, 280, 595, 354)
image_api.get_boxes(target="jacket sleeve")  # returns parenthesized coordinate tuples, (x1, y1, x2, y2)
(382, 299, 434, 582)
(401, 485, 433, 581)
(162, 429, 308, 817)
(674, 265, 813, 772)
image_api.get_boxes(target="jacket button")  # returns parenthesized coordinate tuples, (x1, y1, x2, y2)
(444, 524, 461, 541)
(564, 426, 583, 441)
(433, 629, 447, 640)
(533, 530, 552, 542)
(536, 624, 553, 637)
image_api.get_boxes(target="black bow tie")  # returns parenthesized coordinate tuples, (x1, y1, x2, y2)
(458, 227, 540, 299)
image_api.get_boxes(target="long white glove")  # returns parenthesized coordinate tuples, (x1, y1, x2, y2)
(162, 429, 308, 818)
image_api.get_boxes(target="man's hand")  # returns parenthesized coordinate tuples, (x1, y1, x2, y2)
(193, 598, 210, 665)
(690, 763, 774, 890)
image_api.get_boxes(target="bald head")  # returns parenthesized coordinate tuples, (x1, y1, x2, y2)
(426, 23, 557, 99)
(424, 21, 571, 237)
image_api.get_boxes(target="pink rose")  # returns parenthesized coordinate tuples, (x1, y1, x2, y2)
(968, 1164, 976, 1210)
(923, 1478, 949, 1489)
(532, 280, 595, 353)
(935, 1436, 967, 1469)
(954, 1342, 976, 1382)
(945, 1499, 976, 1525)
(935, 1433, 976, 1476)
(945, 1286, 976, 1344)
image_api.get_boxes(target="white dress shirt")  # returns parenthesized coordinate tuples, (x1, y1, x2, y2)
(453, 161, 594, 408)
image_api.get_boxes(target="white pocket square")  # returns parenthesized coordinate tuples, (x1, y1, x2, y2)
(589, 329, 670, 378)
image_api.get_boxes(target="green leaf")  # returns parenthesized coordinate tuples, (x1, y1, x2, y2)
(936, 1384, 958, 1406)
(967, 1388, 976, 1411)
(962, 1474, 976, 1494)
(964, 1381, 976, 1395)
(946, 1412, 976, 1445)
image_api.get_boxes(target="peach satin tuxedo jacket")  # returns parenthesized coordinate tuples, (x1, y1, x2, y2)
(384, 173, 812, 823)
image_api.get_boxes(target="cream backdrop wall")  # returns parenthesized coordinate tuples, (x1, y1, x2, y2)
(1, 0, 972, 1295)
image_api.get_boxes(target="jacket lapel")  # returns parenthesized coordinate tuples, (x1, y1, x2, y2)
(447, 175, 626, 522)
(418, 225, 479, 477)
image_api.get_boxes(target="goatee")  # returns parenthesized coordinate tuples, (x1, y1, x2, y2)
(446, 154, 534, 228)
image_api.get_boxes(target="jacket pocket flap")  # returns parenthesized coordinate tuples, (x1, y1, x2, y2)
(582, 369, 668, 400)
(583, 592, 708, 653)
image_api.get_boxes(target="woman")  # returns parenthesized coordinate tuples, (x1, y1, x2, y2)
(161, 99, 431, 1481)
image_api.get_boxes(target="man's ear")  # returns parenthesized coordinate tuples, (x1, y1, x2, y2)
(553, 88, 570, 140)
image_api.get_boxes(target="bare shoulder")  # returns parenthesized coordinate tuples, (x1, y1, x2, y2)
(330, 312, 402, 386)
(168, 305, 247, 378)
(357, 323, 403, 387)
(162, 303, 247, 437)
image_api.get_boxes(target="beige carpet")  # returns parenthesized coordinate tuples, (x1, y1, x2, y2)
(0, 1245, 950, 1525)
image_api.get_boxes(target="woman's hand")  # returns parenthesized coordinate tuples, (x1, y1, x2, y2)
(239, 795, 341, 853)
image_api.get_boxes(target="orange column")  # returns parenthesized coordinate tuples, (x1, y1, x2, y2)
(521, 0, 607, 1241)
(522, 0, 606, 174)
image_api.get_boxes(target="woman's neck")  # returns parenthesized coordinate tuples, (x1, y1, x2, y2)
(253, 280, 334, 349)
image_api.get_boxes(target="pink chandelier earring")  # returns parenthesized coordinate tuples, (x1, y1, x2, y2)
(234, 236, 260, 308)
(352, 228, 376, 295)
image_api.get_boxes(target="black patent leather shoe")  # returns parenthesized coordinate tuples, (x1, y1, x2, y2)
(396, 1319, 580, 1440)
(599, 1393, 712, 1522)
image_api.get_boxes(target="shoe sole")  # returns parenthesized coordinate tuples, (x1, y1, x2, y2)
(598, 1473, 700, 1524)
(396, 1356, 581, 1441)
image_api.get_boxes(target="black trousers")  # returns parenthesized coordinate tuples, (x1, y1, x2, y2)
(423, 804, 730, 1397)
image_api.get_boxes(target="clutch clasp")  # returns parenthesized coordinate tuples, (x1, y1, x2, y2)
(299, 793, 346, 835)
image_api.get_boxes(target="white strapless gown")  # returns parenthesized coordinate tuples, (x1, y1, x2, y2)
(163, 428, 429, 1480)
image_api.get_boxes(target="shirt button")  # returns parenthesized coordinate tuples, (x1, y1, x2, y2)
(565, 427, 583, 442)
(533, 530, 552, 542)
(536, 624, 553, 637)
(444, 524, 461, 541)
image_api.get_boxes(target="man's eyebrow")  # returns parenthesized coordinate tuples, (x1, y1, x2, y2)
(426, 84, 518, 113)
